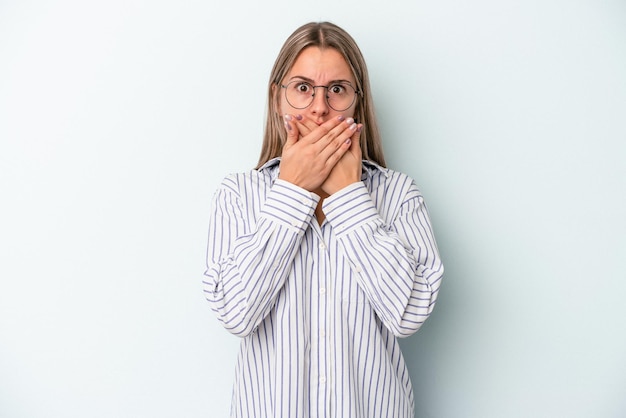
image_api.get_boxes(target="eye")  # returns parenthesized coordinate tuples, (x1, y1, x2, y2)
(329, 84, 347, 95)
(294, 82, 312, 94)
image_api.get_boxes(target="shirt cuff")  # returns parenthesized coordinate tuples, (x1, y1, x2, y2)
(260, 179, 319, 233)
(322, 182, 380, 236)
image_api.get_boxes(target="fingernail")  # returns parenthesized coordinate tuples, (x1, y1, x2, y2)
(345, 117, 354, 125)
(345, 139, 351, 145)
(284, 121, 291, 131)
(284, 114, 293, 121)
(349, 123, 357, 131)
(337, 115, 345, 121)
(357, 124, 363, 133)
(295, 114, 303, 121)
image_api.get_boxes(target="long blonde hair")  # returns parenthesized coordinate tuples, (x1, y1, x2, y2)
(256, 22, 386, 169)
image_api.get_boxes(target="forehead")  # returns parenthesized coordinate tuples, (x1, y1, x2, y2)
(287, 46, 354, 83)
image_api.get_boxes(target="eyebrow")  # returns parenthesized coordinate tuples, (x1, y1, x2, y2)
(288, 75, 354, 86)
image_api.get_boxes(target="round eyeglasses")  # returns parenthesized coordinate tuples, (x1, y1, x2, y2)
(280, 80, 360, 112)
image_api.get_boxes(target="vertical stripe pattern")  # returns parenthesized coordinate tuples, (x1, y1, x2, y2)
(203, 158, 444, 418)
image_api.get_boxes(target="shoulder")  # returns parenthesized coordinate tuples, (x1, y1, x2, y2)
(216, 159, 279, 196)
(362, 161, 425, 222)
(363, 161, 423, 199)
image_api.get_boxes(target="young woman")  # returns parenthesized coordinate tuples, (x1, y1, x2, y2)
(203, 21, 444, 418)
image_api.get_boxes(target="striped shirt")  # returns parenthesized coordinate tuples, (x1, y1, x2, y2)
(203, 158, 444, 418)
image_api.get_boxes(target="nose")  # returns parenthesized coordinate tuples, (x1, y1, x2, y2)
(309, 87, 329, 118)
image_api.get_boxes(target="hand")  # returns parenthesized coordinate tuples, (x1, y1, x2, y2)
(320, 122, 362, 195)
(279, 114, 357, 192)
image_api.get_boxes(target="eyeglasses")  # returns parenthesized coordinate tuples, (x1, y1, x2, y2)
(280, 80, 360, 112)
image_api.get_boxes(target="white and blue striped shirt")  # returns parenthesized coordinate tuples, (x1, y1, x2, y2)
(203, 158, 444, 418)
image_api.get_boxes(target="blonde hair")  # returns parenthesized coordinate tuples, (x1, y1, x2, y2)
(256, 21, 386, 169)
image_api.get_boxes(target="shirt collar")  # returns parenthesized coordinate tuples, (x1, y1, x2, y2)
(361, 160, 389, 180)
(257, 157, 281, 172)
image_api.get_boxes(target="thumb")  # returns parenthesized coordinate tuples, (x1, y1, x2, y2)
(283, 114, 300, 147)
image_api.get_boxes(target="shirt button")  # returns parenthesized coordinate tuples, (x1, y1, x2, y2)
(319, 287, 326, 295)
(319, 242, 326, 250)
(291, 220, 299, 227)
(320, 329, 326, 337)
(320, 376, 326, 384)
(301, 197, 309, 205)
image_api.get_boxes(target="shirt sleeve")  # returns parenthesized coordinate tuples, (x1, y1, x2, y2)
(203, 177, 319, 337)
(322, 180, 444, 338)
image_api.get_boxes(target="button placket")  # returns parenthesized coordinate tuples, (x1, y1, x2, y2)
(315, 227, 331, 405)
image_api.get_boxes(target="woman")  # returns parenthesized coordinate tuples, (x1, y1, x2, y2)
(203, 21, 444, 418)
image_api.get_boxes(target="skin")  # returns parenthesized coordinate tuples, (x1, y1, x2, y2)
(277, 46, 363, 224)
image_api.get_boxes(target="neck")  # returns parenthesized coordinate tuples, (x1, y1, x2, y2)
(314, 188, 329, 225)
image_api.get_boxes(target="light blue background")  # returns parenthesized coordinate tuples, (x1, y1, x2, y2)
(1, 1, 624, 417)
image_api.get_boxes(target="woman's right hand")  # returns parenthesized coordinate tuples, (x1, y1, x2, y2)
(278, 114, 356, 192)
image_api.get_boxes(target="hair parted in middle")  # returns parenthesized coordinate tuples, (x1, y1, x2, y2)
(256, 21, 386, 169)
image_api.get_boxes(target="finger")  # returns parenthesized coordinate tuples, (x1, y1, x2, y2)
(283, 114, 300, 147)
(301, 115, 346, 144)
(319, 119, 358, 160)
(350, 123, 363, 155)
(323, 135, 353, 170)
(293, 115, 315, 137)
(328, 118, 358, 149)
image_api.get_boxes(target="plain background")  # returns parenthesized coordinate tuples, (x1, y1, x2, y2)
(1, 0, 625, 417)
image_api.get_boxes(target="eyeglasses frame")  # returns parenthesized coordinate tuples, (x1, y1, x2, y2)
(279, 80, 361, 112)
